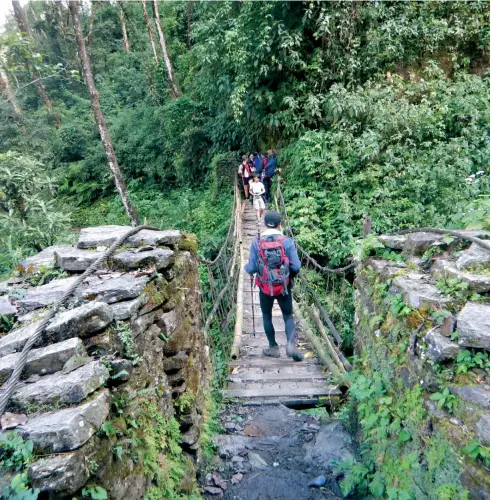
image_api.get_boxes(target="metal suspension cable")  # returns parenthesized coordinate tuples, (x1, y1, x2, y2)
(0, 224, 158, 416)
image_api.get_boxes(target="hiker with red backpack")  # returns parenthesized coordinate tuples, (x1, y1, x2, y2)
(244, 210, 303, 361)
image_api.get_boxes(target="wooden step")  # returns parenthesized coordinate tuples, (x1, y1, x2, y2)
(224, 385, 342, 400)
(230, 357, 320, 368)
(228, 362, 328, 381)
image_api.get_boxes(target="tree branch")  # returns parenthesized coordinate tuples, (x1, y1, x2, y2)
(0, 66, 69, 107)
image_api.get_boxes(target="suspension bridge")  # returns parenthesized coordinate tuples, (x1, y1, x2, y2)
(199, 176, 353, 407)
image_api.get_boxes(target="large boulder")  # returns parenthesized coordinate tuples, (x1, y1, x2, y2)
(425, 328, 460, 362)
(457, 303, 490, 350)
(75, 275, 150, 304)
(456, 242, 490, 272)
(391, 277, 456, 309)
(44, 301, 113, 343)
(18, 246, 69, 273)
(11, 360, 109, 409)
(16, 277, 79, 313)
(54, 248, 104, 272)
(19, 390, 109, 452)
(29, 450, 89, 497)
(111, 249, 174, 271)
(77, 226, 182, 249)
(0, 337, 86, 384)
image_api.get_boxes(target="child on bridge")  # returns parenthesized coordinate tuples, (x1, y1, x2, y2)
(250, 175, 266, 221)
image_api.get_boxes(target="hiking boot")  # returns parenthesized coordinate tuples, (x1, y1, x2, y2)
(286, 341, 304, 362)
(263, 345, 280, 358)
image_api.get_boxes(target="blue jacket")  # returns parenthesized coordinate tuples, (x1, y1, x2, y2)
(264, 156, 277, 178)
(244, 230, 301, 276)
(254, 156, 263, 174)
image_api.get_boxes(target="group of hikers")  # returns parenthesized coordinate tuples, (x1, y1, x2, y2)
(238, 150, 304, 362)
(238, 150, 278, 221)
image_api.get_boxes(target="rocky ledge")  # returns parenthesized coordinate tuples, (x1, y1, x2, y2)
(0, 225, 209, 499)
(355, 230, 490, 499)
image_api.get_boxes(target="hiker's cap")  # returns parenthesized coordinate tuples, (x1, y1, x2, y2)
(264, 211, 282, 228)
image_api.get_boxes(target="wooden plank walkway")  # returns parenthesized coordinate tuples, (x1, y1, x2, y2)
(224, 201, 340, 405)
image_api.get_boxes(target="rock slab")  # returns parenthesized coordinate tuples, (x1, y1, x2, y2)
(75, 275, 149, 304)
(0, 337, 86, 384)
(19, 390, 109, 452)
(12, 361, 109, 409)
(54, 247, 104, 272)
(457, 303, 490, 350)
(456, 243, 490, 271)
(112, 248, 174, 271)
(425, 328, 460, 362)
(77, 226, 182, 249)
(29, 451, 89, 496)
(0, 295, 16, 316)
(45, 301, 113, 342)
(18, 246, 69, 272)
(391, 277, 455, 309)
(16, 277, 79, 313)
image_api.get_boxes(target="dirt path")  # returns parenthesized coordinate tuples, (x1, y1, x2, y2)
(203, 402, 354, 499)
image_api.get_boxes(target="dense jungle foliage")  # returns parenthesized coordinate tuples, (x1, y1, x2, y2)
(0, 2, 489, 499)
(0, 1, 489, 276)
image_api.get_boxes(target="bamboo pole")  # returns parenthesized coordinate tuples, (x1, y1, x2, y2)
(230, 197, 244, 360)
(299, 274, 343, 345)
(305, 303, 351, 372)
(292, 299, 341, 378)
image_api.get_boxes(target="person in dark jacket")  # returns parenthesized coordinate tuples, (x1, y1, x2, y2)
(253, 152, 263, 177)
(244, 210, 303, 361)
(262, 150, 277, 202)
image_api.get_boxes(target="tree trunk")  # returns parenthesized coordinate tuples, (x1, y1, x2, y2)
(12, 0, 61, 127)
(151, 0, 182, 98)
(0, 66, 22, 118)
(69, 0, 139, 226)
(118, 2, 130, 53)
(186, 1, 193, 49)
(141, 0, 158, 64)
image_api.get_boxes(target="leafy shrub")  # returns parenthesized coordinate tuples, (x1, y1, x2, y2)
(0, 152, 72, 278)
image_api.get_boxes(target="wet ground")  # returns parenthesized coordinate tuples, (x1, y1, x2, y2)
(201, 403, 354, 499)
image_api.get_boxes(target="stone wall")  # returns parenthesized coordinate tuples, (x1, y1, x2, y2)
(354, 231, 490, 499)
(0, 226, 210, 498)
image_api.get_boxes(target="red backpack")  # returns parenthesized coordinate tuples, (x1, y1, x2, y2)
(255, 235, 290, 296)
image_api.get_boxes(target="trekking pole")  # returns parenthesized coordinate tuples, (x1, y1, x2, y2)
(250, 275, 256, 337)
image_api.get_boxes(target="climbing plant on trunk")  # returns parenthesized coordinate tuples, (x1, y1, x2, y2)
(142, 0, 158, 64)
(118, 1, 130, 53)
(69, 0, 139, 226)
(151, 0, 182, 98)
